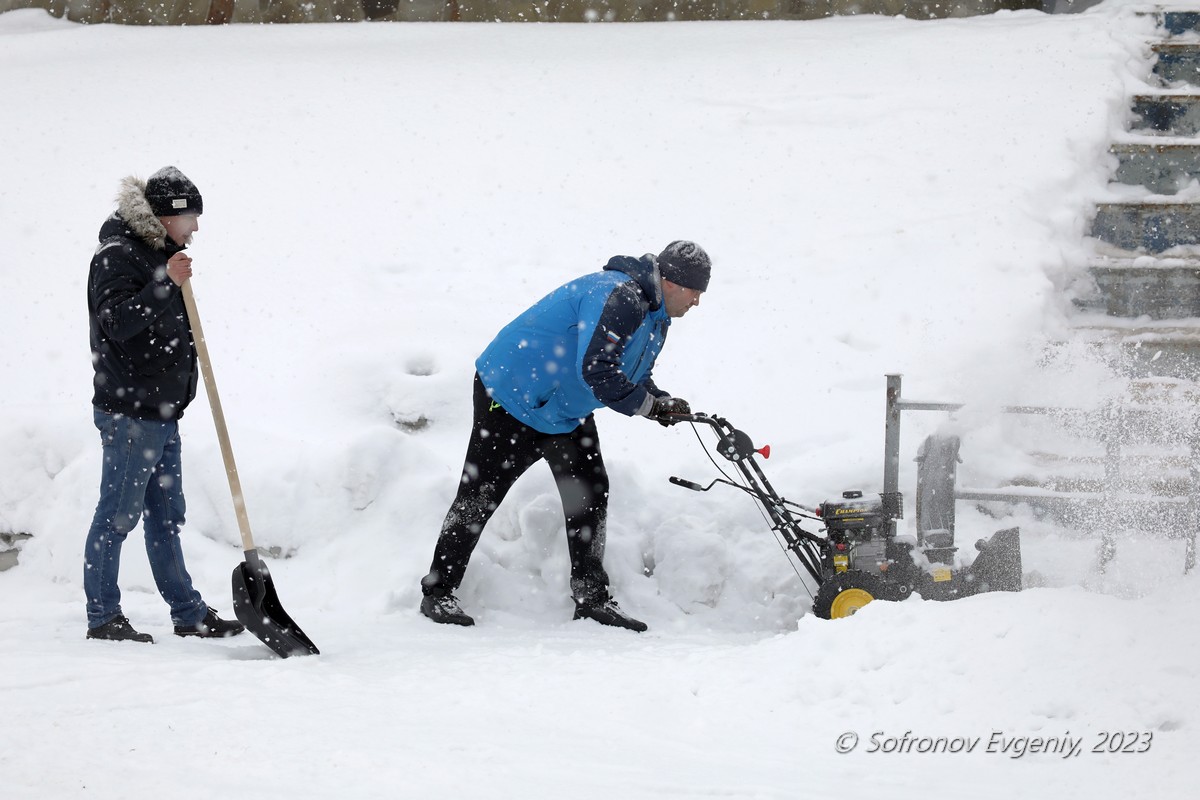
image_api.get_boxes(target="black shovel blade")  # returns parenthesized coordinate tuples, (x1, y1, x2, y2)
(232, 551, 319, 658)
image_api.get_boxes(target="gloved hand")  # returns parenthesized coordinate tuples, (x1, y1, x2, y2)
(648, 396, 692, 426)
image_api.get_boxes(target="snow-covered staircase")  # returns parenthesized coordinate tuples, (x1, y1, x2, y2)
(1056, 7, 1200, 572)
(1081, 10, 1200, 367)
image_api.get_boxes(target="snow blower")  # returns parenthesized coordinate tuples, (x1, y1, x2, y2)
(665, 413, 1023, 619)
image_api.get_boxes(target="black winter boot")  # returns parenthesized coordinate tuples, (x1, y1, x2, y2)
(420, 593, 475, 626)
(87, 615, 154, 644)
(174, 607, 245, 638)
(573, 596, 647, 632)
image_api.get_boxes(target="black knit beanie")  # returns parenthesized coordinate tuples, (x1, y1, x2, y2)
(145, 166, 203, 217)
(657, 240, 711, 292)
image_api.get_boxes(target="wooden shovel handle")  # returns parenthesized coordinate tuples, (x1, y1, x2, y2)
(181, 280, 256, 554)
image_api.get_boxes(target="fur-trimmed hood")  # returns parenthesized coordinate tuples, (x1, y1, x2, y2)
(106, 176, 171, 251)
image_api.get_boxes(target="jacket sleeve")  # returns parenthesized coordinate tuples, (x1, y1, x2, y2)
(90, 243, 181, 343)
(640, 367, 670, 403)
(579, 283, 657, 416)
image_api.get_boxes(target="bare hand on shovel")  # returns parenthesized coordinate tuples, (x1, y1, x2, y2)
(180, 278, 319, 658)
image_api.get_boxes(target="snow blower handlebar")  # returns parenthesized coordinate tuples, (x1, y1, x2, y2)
(667, 413, 827, 584)
(668, 474, 815, 516)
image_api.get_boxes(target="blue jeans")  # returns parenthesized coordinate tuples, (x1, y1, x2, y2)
(84, 409, 207, 629)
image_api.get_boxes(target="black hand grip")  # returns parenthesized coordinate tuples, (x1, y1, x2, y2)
(670, 476, 705, 492)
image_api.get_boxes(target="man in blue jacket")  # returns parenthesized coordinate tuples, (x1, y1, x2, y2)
(419, 241, 711, 632)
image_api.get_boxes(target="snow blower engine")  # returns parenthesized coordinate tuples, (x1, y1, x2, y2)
(665, 413, 1023, 619)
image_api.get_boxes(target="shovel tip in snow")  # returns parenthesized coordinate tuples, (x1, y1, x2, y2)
(231, 554, 320, 659)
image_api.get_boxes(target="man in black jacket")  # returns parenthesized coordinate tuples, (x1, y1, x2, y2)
(84, 167, 243, 644)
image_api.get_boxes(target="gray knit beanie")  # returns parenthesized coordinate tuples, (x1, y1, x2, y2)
(657, 241, 711, 292)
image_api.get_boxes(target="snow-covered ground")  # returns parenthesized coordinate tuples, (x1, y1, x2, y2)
(1, 4, 1195, 798)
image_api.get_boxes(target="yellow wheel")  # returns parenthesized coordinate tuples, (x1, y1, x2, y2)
(813, 570, 886, 620)
(829, 587, 875, 619)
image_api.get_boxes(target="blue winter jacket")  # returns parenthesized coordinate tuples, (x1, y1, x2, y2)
(476, 255, 671, 434)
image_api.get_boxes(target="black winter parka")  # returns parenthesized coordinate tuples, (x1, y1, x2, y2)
(88, 177, 197, 421)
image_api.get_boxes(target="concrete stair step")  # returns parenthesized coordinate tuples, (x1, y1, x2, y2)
(1029, 448, 1195, 472)
(1003, 397, 1197, 446)
(1130, 93, 1200, 135)
(1090, 201, 1200, 252)
(1111, 142, 1200, 192)
(1160, 10, 1200, 36)
(1153, 43, 1200, 85)
(1051, 321, 1200, 380)
(966, 484, 1194, 532)
(1123, 375, 1200, 404)
(984, 377, 1200, 447)
(1075, 259, 1200, 318)
(968, 450, 1198, 533)
(1006, 473, 1192, 497)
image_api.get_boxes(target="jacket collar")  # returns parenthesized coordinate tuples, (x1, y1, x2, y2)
(602, 254, 663, 311)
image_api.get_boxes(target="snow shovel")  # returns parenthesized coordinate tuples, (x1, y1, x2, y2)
(181, 281, 319, 658)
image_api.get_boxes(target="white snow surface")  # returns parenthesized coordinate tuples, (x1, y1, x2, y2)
(1, 4, 1196, 798)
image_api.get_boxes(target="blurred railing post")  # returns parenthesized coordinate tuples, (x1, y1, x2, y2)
(884, 374, 903, 501)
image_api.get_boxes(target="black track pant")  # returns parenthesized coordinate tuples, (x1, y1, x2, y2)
(421, 374, 611, 602)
